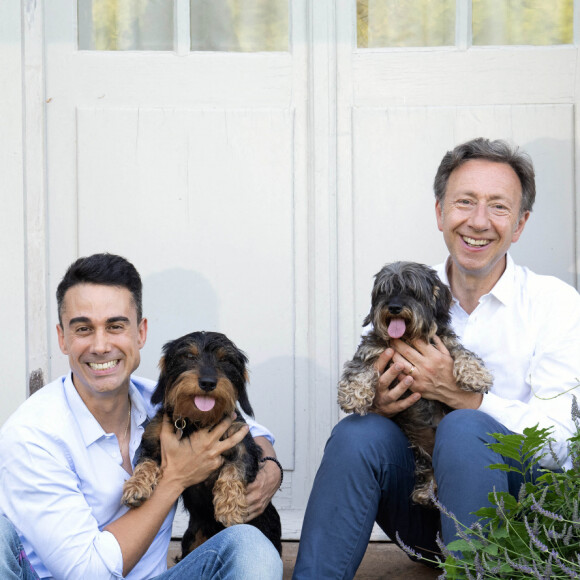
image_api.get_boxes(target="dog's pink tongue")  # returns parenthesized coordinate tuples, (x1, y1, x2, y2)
(194, 396, 216, 412)
(388, 318, 406, 339)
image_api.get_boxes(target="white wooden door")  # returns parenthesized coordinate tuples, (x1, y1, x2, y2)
(336, 0, 580, 378)
(43, 0, 313, 538)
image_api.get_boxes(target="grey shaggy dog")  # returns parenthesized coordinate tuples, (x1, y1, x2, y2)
(338, 261, 493, 505)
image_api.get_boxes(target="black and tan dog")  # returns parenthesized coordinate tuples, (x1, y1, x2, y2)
(122, 331, 282, 557)
(338, 262, 492, 505)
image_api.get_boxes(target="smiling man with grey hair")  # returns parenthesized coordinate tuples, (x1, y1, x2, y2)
(294, 138, 580, 579)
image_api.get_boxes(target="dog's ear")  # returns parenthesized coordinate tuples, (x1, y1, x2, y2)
(362, 309, 373, 327)
(433, 282, 452, 326)
(151, 355, 168, 406)
(363, 274, 383, 328)
(236, 369, 254, 417)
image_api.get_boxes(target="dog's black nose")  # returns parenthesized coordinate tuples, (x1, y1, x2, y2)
(199, 377, 217, 392)
(388, 301, 403, 315)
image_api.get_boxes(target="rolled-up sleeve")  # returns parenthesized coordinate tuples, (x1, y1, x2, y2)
(0, 430, 125, 579)
(245, 416, 275, 445)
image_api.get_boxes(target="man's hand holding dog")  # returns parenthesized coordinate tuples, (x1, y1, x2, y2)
(371, 348, 420, 417)
(391, 336, 484, 410)
(245, 437, 281, 521)
(159, 413, 249, 493)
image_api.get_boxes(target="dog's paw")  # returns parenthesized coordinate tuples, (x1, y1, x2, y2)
(122, 459, 161, 508)
(337, 365, 378, 415)
(469, 364, 493, 393)
(213, 463, 247, 526)
(452, 349, 493, 394)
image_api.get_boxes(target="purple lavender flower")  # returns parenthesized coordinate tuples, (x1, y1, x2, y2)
(394, 531, 422, 560)
(530, 497, 564, 521)
(525, 516, 549, 553)
(550, 549, 580, 579)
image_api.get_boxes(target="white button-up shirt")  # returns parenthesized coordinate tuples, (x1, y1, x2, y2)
(435, 254, 580, 470)
(0, 374, 273, 579)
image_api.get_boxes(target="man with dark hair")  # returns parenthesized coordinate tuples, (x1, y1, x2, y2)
(0, 253, 282, 579)
(293, 138, 580, 579)
(56, 253, 145, 323)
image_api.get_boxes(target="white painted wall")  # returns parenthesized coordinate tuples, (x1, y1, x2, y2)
(0, 1, 26, 425)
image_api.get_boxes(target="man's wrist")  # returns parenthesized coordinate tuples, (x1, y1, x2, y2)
(260, 456, 283, 489)
(454, 391, 483, 410)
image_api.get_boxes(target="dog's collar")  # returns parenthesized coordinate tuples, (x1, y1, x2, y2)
(174, 417, 187, 431)
(172, 413, 244, 436)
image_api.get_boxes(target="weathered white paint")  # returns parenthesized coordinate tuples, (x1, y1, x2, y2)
(0, 1, 26, 425)
(23, 0, 50, 398)
(352, 49, 578, 106)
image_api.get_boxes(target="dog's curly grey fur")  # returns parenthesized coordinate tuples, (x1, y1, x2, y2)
(338, 261, 493, 505)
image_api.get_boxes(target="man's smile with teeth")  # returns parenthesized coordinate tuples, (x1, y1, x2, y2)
(88, 360, 120, 370)
(462, 236, 490, 247)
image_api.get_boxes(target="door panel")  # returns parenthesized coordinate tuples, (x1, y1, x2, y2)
(44, 0, 308, 537)
(72, 106, 296, 467)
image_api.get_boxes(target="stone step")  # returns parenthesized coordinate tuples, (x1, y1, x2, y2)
(168, 540, 441, 579)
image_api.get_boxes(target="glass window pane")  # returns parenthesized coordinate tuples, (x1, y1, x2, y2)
(190, 0, 289, 52)
(78, 0, 174, 51)
(357, 0, 455, 48)
(473, 0, 573, 46)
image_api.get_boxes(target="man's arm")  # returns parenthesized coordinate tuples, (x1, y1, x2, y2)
(106, 415, 249, 576)
(391, 289, 580, 469)
(0, 415, 248, 579)
(244, 436, 282, 521)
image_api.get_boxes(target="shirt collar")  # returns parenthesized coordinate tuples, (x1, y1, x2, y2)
(63, 373, 150, 448)
(441, 253, 515, 308)
(129, 381, 149, 430)
(488, 253, 515, 306)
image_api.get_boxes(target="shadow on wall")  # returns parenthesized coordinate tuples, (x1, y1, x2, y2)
(243, 354, 304, 472)
(140, 270, 303, 471)
(140, 268, 220, 381)
(503, 136, 575, 285)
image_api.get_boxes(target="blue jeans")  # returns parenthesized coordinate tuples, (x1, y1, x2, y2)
(153, 525, 282, 579)
(0, 516, 37, 579)
(293, 409, 537, 580)
(0, 516, 282, 580)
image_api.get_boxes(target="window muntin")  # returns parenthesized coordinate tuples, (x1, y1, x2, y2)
(356, 0, 573, 48)
(77, 0, 289, 52)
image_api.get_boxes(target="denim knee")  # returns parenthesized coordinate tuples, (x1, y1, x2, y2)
(327, 413, 412, 467)
(221, 524, 272, 551)
(223, 525, 282, 578)
(434, 410, 507, 457)
(0, 516, 20, 552)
